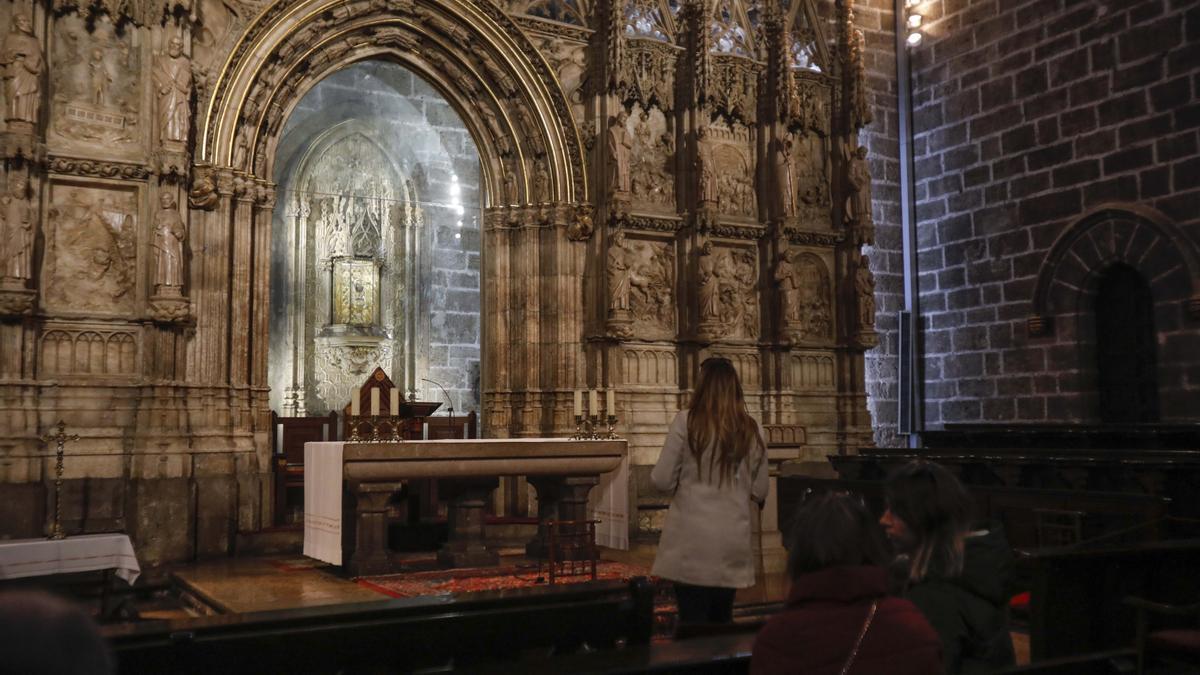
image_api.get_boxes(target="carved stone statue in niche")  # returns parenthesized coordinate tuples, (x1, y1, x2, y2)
(844, 143, 874, 243)
(607, 230, 632, 311)
(773, 248, 801, 325)
(532, 160, 549, 203)
(695, 127, 718, 206)
(1, 13, 42, 129)
(1, 178, 32, 281)
(153, 192, 186, 292)
(772, 134, 795, 219)
(88, 48, 113, 106)
(606, 230, 634, 337)
(155, 36, 192, 145)
(607, 110, 633, 194)
(697, 240, 720, 328)
(856, 255, 875, 330)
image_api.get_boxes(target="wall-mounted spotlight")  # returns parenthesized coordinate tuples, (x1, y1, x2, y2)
(904, 1, 924, 47)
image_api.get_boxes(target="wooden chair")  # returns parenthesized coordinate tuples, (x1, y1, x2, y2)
(425, 411, 478, 440)
(540, 519, 599, 584)
(1125, 596, 1200, 675)
(1034, 508, 1085, 548)
(271, 411, 338, 526)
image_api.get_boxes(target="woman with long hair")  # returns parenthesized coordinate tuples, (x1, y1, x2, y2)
(651, 357, 769, 626)
(751, 492, 942, 675)
(881, 460, 1016, 674)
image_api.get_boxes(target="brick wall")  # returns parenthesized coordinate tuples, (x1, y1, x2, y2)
(865, 0, 1200, 428)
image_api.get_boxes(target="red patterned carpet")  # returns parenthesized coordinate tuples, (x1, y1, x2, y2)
(356, 558, 678, 637)
(356, 559, 653, 598)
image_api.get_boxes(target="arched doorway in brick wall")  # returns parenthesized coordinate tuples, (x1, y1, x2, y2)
(1030, 205, 1200, 421)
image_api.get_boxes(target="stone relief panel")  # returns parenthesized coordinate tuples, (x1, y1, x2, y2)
(697, 242, 758, 341)
(622, 346, 678, 387)
(790, 351, 835, 390)
(49, 14, 143, 155)
(42, 182, 138, 315)
(792, 133, 830, 226)
(789, 251, 832, 344)
(39, 323, 139, 378)
(707, 121, 754, 219)
(192, 0, 245, 101)
(629, 106, 674, 213)
(626, 236, 675, 338)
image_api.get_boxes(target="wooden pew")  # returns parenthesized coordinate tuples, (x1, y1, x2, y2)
(1020, 538, 1200, 661)
(925, 423, 1200, 450)
(271, 411, 338, 526)
(777, 476, 1170, 552)
(105, 577, 654, 674)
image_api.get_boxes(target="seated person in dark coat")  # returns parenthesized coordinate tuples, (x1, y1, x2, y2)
(881, 460, 1017, 674)
(752, 492, 942, 675)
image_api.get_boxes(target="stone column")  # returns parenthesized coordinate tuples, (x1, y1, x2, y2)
(437, 476, 500, 567)
(525, 475, 600, 561)
(345, 481, 404, 577)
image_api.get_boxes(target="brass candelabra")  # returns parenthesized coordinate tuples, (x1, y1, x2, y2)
(40, 420, 79, 540)
(571, 414, 620, 440)
(346, 415, 405, 442)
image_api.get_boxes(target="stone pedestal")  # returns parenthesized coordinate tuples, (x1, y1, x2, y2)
(525, 475, 600, 561)
(0, 281, 35, 316)
(149, 288, 192, 323)
(606, 309, 633, 338)
(437, 476, 499, 568)
(345, 481, 403, 577)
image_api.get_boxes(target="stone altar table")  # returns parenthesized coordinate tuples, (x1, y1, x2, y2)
(304, 438, 627, 576)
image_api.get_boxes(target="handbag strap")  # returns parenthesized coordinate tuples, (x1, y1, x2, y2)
(838, 600, 879, 675)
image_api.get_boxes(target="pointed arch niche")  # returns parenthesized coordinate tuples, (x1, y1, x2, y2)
(268, 61, 483, 417)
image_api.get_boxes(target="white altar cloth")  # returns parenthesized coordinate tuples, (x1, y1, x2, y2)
(304, 438, 629, 566)
(0, 533, 141, 584)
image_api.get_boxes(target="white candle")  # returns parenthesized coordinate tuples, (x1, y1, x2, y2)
(589, 389, 599, 416)
(573, 389, 582, 417)
(351, 393, 360, 417)
(606, 388, 616, 417)
(370, 388, 380, 416)
(390, 389, 400, 416)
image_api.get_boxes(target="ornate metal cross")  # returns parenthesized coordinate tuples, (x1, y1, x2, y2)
(40, 420, 80, 540)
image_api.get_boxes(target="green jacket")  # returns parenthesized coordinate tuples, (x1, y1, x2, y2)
(904, 523, 1017, 674)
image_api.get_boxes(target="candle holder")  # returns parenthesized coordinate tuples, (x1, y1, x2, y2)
(40, 421, 79, 540)
(389, 416, 403, 443)
(606, 414, 618, 439)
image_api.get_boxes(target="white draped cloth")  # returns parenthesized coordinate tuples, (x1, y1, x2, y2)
(304, 441, 345, 565)
(0, 534, 140, 584)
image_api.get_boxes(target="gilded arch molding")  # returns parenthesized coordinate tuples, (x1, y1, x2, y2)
(198, 0, 588, 206)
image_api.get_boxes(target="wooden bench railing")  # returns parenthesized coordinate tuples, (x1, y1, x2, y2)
(104, 577, 654, 674)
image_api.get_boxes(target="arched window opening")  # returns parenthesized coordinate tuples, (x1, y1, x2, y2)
(1094, 264, 1159, 423)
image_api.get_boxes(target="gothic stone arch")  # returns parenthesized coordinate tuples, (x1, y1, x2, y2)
(194, 0, 593, 437)
(1028, 204, 1200, 419)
